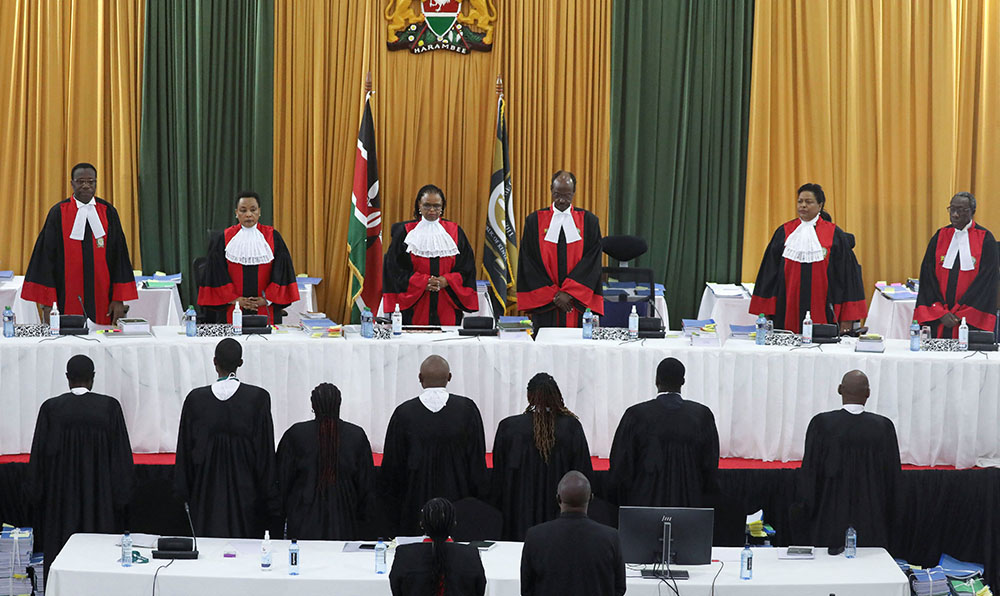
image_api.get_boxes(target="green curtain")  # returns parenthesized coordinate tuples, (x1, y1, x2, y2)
(138, 0, 274, 307)
(609, 0, 754, 328)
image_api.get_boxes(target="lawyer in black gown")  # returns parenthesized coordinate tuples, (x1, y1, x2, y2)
(390, 498, 486, 596)
(380, 355, 488, 536)
(609, 357, 719, 506)
(174, 339, 278, 538)
(799, 370, 901, 548)
(521, 471, 625, 596)
(492, 373, 592, 540)
(27, 355, 134, 576)
(276, 383, 375, 540)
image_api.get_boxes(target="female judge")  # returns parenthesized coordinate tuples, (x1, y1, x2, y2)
(198, 190, 299, 323)
(749, 183, 866, 333)
(382, 185, 478, 325)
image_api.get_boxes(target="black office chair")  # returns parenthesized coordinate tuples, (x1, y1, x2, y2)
(601, 235, 657, 327)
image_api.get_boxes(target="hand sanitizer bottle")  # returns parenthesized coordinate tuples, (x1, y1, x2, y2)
(958, 317, 969, 350)
(260, 530, 272, 571)
(391, 304, 403, 336)
(801, 310, 813, 344)
(50, 302, 61, 336)
(232, 302, 243, 335)
(628, 305, 639, 339)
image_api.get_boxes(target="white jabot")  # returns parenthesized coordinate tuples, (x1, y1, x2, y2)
(544, 206, 582, 244)
(225, 224, 274, 266)
(418, 387, 450, 413)
(404, 217, 459, 258)
(211, 373, 241, 401)
(943, 221, 975, 271)
(70, 387, 89, 396)
(782, 215, 824, 263)
(70, 197, 106, 241)
(842, 404, 865, 415)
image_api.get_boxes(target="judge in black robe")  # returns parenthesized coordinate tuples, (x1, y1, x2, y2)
(174, 338, 278, 538)
(609, 358, 719, 507)
(521, 472, 626, 596)
(491, 373, 592, 540)
(198, 191, 300, 324)
(750, 183, 866, 333)
(276, 383, 375, 540)
(799, 370, 900, 548)
(915, 192, 998, 338)
(23, 163, 137, 325)
(380, 356, 487, 536)
(382, 185, 479, 325)
(27, 355, 134, 576)
(517, 171, 604, 330)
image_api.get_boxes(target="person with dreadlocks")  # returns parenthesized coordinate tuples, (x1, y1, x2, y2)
(389, 498, 486, 596)
(491, 372, 592, 540)
(276, 383, 375, 540)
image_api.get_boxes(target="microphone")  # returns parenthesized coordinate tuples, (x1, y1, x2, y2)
(185, 502, 199, 558)
(152, 502, 199, 559)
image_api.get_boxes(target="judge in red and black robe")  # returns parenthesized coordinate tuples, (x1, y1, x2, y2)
(517, 171, 604, 329)
(915, 192, 998, 338)
(23, 163, 137, 325)
(198, 191, 299, 324)
(382, 185, 478, 325)
(750, 183, 866, 333)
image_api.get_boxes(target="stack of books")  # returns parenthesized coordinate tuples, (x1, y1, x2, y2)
(116, 317, 151, 335)
(0, 526, 34, 596)
(875, 281, 918, 300)
(855, 333, 885, 353)
(498, 316, 532, 340)
(681, 318, 715, 337)
(300, 318, 343, 338)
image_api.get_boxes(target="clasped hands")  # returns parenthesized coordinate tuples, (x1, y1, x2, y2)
(236, 296, 267, 310)
(425, 276, 450, 292)
(552, 291, 575, 313)
(939, 313, 961, 328)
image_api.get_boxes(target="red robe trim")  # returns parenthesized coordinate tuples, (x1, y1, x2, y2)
(522, 210, 604, 318)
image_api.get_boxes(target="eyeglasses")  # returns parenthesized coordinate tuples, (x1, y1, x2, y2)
(420, 204, 443, 212)
(74, 178, 97, 185)
(947, 206, 972, 215)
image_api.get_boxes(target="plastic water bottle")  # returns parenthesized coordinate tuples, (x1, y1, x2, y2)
(391, 305, 403, 336)
(50, 302, 60, 336)
(582, 308, 593, 339)
(845, 526, 857, 558)
(121, 531, 132, 567)
(185, 305, 197, 337)
(2, 306, 13, 338)
(361, 307, 374, 338)
(740, 541, 752, 579)
(232, 302, 243, 335)
(628, 305, 639, 340)
(288, 539, 299, 575)
(755, 313, 767, 346)
(801, 310, 813, 344)
(375, 538, 387, 574)
(261, 530, 272, 571)
(958, 317, 969, 350)
(909, 319, 920, 351)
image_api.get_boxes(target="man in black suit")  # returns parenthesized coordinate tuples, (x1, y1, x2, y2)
(520, 471, 626, 596)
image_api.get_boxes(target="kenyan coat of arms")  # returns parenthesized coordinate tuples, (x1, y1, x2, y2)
(385, 0, 497, 54)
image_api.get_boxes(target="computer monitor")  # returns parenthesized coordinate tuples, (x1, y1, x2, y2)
(618, 506, 714, 566)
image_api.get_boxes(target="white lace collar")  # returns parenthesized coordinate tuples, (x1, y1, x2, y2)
(544, 206, 582, 244)
(405, 218, 459, 258)
(782, 215, 824, 263)
(225, 224, 274, 266)
(943, 221, 975, 271)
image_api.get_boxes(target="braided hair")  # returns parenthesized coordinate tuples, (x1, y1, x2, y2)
(525, 373, 577, 463)
(420, 498, 456, 596)
(311, 383, 342, 490)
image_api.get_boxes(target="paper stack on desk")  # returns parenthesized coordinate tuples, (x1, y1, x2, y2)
(707, 283, 747, 298)
(0, 526, 34, 596)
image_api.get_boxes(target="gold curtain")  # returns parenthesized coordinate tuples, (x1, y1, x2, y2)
(742, 0, 1000, 307)
(274, 0, 611, 322)
(0, 0, 144, 274)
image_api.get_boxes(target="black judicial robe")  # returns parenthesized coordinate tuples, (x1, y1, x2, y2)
(390, 541, 487, 596)
(517, 207, 604, 328)
(174, 383, 278, 538)
(750, 218, 866, 333)
(609, 393, 720, 507)
(799, 409, 901, 549)
(23, 197, 138, 324)
(915, 223, 999, 338)
(382, 219, 479, 325)
(520, 512, 626, 596)
(198, 224, 300, 324)
(26, 392, 134, 572)
(380, 395, 487, 536)
(491, 412, 593, 541)
(276, 419, 375, 540)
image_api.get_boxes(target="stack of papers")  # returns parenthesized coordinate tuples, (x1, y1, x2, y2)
(909, 567, 950, 596)
(730, 324, 756, 339)
(135, 272, 181, 289)
(856, 333, 885, 353)
(0, 526, 33, 596)
(682, 318, 715, 337)
(498, 316, 532, 340)
(707, 283, 747, 298)
(300, 318, 342, 338)
(0, 271, 13, 282)
(117, 318, 151, 335)
(875, 281, 918, 300)
(296, 276, 322, 287)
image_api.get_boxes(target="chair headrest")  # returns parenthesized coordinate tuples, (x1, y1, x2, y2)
(602, 235, 648, 262)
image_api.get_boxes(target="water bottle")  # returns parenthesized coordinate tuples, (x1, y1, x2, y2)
(909, 319, 920, 351)
(261, 530, 272, 571)
(801, 310, 813, 344)
(121, 531, 132, 567)
(2, 306, 13, 338)
(755, 313, 767, 346)
(375, 538, 387, 574)
(288, 539, 299, 575)
(361, 307, 374, 338)
(232, 302, 243, 335)
(582, 308, 593, 339)
(391, 305, 403, 336)
(628, 305, 639, 339)
(958, 317, 969, 350)
(50, 302, 60, 336)
(845, 526, 857, 558)
(740, 541, 752, 580)
(185, 305, 197, 337)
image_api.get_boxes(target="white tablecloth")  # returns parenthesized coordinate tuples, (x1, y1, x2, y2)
(280, 284, 317, 326)
(49, 534, 907, 596)
(697, 287, 758, 341)
(865, 290, 916, 340)
(0, 276, 184, 326)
